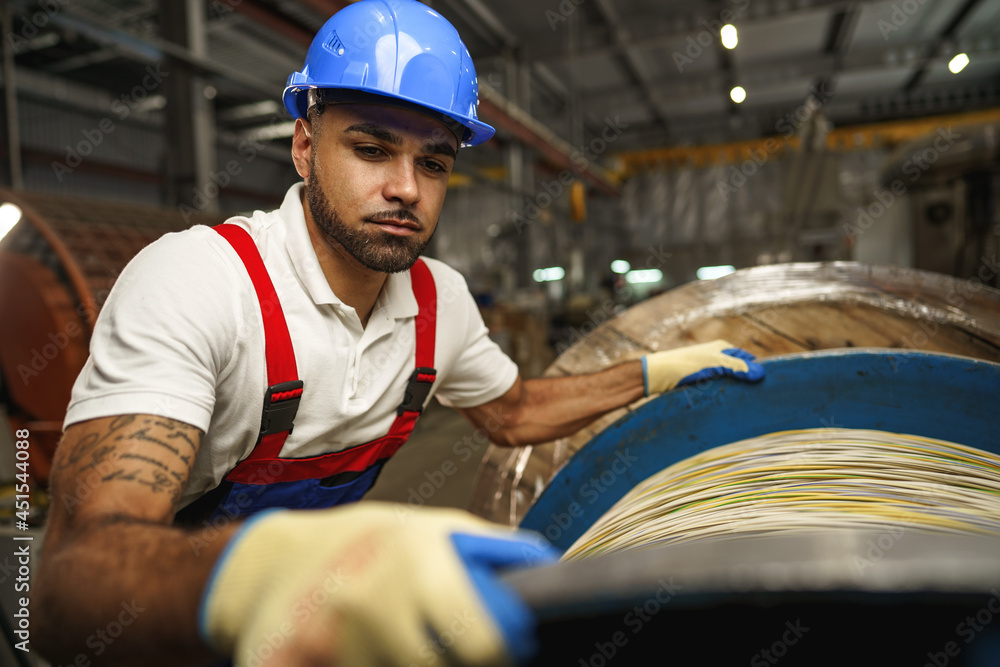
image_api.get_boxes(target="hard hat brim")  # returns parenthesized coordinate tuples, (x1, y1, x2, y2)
(283, 83, 496, 148)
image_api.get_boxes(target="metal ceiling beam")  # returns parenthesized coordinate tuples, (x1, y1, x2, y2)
(46, 11, 279, 97)
(532, 63, 569, 100)
(459, 0, 518, 47)
(529, 0, 869, 64)
(709, 0, 738, 119)
(602, 76, 1000, 152)
(852, 78, 1000, 118)
(814, 0, 862, 93)
(218, 100, 284, 122)
(6, 32, 59, 54)
(432, 0, 617, 193)
(903, 0, 983, 92)
(575, 38, 1000, 111)
(160, 0, 217, 210)
(294, 0, 356, 19)
(5, 144, 286, 205)
(440, 0, 568, 105)
(46, 48, 120, 73)
(440, 0, 518, 49)
(591, 0, 670, 132)
(12, 66, 293, 164)
(478, 84, 619, 197)
(12, 66, 166, 125)
(229, 0, 317, 45)
(2, 2, 22, 189)
(615, 106, 1000, 174)
(436, 0, 504, 50)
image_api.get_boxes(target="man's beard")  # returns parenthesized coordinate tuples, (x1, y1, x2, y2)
(305, 171, 434, 274)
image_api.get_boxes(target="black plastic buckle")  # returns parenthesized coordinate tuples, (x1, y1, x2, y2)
(397, 367, 436, 415)
(260, 380, 304, 438)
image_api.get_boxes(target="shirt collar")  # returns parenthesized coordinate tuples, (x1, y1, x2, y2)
(281, 183, 419, 320)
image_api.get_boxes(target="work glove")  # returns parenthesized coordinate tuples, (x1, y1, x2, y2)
(642, 339, 765, 395)
(200, 502, 559, 667)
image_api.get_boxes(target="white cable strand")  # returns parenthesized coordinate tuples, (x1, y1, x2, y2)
(563, 429, 1000, 560)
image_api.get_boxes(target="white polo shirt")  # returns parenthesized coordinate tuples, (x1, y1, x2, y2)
(64, 184, 519, 509)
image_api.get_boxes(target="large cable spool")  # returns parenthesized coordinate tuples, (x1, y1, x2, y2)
(470, 262, 1000, 527)
(470, 263, 1000, 664)
(505, 349, 1000, 665)
(0, 189, 220, 483)
(517, 348, 1000, 547)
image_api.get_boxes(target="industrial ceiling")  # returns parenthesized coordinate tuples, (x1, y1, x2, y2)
(7, 0, 1000, 190)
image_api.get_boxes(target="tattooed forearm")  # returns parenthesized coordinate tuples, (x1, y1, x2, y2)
(57, 415, 137, 471)
(101, 418, 200, 498)
(52, 414, 203, 519)
(79, 444, 116, 472)
(119, 453, 171, 472)
(158, 421, 197, 452)
(103, 468, 178, 497)
(132, 430, 192, 465)
(110, 454, 182, 500)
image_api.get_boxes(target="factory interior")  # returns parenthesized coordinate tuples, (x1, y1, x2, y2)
(1, 0, 1000, 664)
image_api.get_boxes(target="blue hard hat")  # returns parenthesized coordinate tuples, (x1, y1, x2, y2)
(283, 0, 495, 147)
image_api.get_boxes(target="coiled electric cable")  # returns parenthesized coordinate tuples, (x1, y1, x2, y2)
(563, 429, 1000, 560)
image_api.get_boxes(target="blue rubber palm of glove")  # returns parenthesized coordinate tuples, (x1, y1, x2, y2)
(451, 532, 561, 665)
(677, 347, 766, 387)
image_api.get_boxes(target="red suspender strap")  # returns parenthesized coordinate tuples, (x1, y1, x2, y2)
(213, 224, 303, 460)
(411, 258, 437, 369)
(397, 258, 437, 415)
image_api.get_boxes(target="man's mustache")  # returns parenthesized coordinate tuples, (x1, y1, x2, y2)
(367, 209, 421, 226)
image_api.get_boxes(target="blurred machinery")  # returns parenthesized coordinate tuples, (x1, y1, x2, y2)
(0, 188, 218, 487)
(880, 120, 1000, 283)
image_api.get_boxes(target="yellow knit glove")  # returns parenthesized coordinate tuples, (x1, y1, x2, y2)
(200, 503, 557, 666)
(643, 339, 765, 395)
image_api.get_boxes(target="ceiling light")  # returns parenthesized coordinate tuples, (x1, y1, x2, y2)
(611, 260, 631, 274)
(532, 266, 565, 282)
(625, 269, 663, 284)
(730, 86, 746, 104)
(721, 24, 738, 49)
(0, 202, 22, 242)
(697, 265, 736, 280)
(948, 53, 969, 74)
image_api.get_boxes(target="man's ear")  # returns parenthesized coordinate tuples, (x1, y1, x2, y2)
(291, 117, 313, 181)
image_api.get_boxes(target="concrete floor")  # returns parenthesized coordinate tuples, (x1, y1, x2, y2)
(365, 401, 491, 513)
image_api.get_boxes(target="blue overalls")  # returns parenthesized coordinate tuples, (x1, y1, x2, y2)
(175, 224, 438, 525)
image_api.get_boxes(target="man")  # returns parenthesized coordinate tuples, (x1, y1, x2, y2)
(35, 1, 764, 665)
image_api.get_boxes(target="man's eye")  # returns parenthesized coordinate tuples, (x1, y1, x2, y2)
(422, 160, 446, 173)
(356, 146, 384, 157)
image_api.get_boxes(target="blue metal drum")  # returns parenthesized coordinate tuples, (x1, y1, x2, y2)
(511, 350, 1000, 667)
(522, 349, 1000, 549)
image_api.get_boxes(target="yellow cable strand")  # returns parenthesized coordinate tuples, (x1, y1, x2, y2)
(562, 429, 1000, 560)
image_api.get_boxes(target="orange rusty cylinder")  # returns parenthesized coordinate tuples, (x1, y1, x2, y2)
(469, 262, 1000, 527)
(0, 253, 89, 483)
(0, 188, 225, 485)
